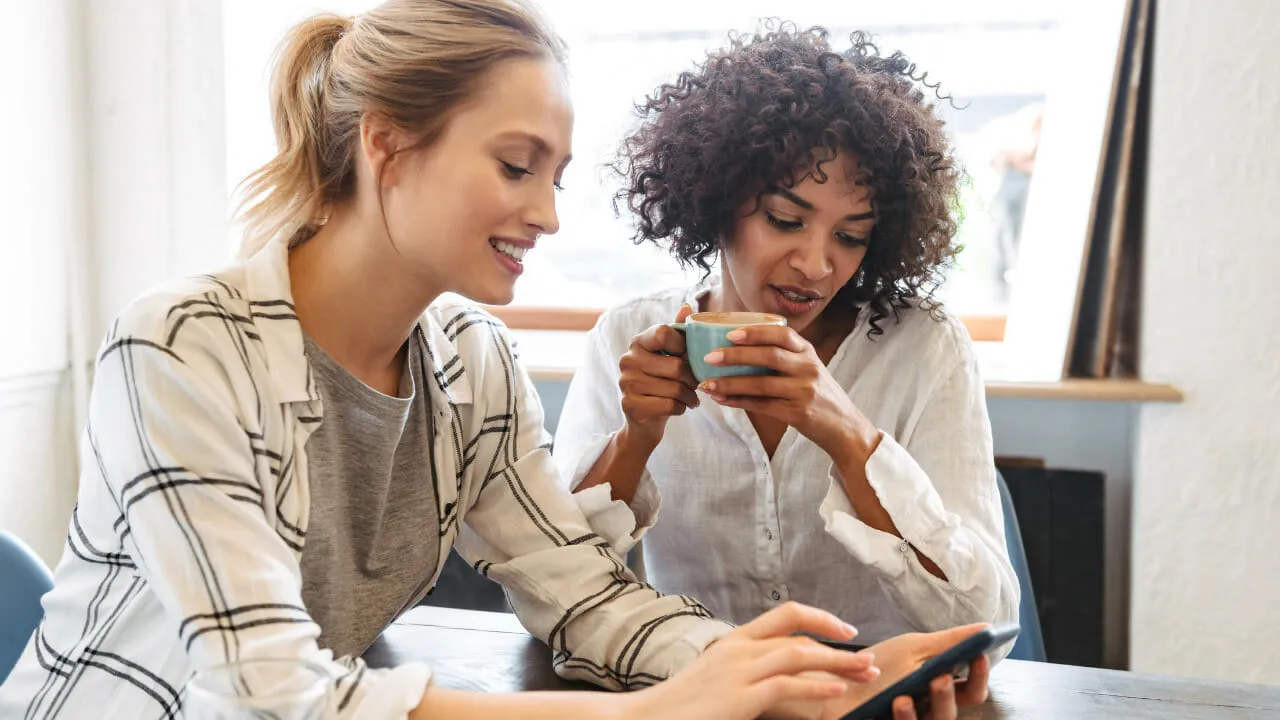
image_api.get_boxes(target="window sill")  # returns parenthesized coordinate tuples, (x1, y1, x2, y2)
(486, 305, 1008, 342)
(511, 329, 1182, 403)
(524, 364, 1179, 403)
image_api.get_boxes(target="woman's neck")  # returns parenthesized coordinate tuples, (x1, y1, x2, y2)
(287, 207, 442, 392)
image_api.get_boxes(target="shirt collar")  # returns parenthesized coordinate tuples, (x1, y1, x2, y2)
(238, 237, 472, 408)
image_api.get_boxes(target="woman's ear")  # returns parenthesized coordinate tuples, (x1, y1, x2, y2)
(359, 113, 410, 188)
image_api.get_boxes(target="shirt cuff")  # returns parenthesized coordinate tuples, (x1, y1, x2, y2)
(664, 616, 736, 677)
(818, 431, 962, 580)
(350, 662, 432, 719)
(567, 433, 662, 555)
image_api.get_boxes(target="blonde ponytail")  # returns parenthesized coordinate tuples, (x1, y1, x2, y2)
(235, 0, 566, 259)
(237, 14, 351, 258)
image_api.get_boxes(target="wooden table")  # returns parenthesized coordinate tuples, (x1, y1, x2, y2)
(365, 607, 1280, 718)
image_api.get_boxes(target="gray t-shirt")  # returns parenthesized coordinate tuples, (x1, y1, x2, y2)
(299, 334, 441, 658)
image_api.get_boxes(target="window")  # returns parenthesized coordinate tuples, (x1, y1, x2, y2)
(224, 1, 1067, 343)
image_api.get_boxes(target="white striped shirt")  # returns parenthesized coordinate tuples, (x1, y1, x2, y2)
(0, 241, 730, 719)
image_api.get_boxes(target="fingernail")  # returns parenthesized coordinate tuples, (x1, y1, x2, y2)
(726, 329, 745, 342)
(700, 381, 717, 393)
(842, 622, 858, 637)
(704, 350, 723, 364)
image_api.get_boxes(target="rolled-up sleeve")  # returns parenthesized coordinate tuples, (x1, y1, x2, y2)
(816, 355, 1020, 650)
(552, 320, 662, 554)
(456, 322, 729, 690)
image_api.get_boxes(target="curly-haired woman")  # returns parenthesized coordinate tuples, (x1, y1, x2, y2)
(554, 24, 1020, 651)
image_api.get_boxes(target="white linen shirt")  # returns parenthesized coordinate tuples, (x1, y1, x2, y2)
(0, 242, 730, 720)
(555, 283, 1019, 648)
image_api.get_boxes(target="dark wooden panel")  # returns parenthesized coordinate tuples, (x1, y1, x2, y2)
(999, 466, 1106, 667)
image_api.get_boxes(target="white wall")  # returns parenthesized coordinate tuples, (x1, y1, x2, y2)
(86, 0, 230, 344)
(1131, 0, 1280, 685)
(0, 0, 83, 565)
(0, 0, 229, 566)
(0, 373, 79, 565)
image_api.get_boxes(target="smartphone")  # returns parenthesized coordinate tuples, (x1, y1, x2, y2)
(838, 623, 1020, 720)
(819, 639, 869, 653)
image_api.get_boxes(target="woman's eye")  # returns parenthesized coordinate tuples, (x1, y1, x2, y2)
(837, 232, 869, 247)
(765, 213, 802, 230)
(501, 161, 532, 179)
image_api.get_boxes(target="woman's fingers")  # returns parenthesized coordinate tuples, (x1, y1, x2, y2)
(622, 344, 693, 385)
(747, 674, 849, 715)
(735, 602, 857, 643)
(725, 324, 810, 352)
(955, 655, 990, 706)
(893, 695, 918, 720)
(622, 373, 700, 408)
(704, 343, 800, 373)
(749, 639, 877, 684)
(634, 323, 690, 360)
(927, 673, 959, 719)
(700, 374, 800, 400)
(673, 302, 694, 324)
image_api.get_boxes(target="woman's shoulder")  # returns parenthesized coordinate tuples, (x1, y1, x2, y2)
(425, 296, 505, 343)
(104, 266, 255, 362)
(422, 297, 513, 380)
(865, 298, 977, 371)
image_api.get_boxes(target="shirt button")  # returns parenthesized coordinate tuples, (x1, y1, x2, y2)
(771, 590, 781, 601)
(899, 540, 912, 554)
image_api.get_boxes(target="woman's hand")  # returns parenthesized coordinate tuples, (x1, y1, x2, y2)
(698, 324, 878, 466)
(616, 304, 700, 446)
(625, 602, 880, 720)
(810, 624, 993, 720)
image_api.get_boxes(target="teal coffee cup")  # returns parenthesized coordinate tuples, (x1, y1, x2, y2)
(669, 311, 787, 383)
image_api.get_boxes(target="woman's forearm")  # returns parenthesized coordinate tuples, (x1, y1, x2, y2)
(832, 431, 948, 581)
(412, 686, 635, 720)
(574, 425, 659, 505)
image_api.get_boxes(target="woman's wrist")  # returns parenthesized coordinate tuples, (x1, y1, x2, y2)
(826, 414, 881, 472)
(618, 685, 662, 720)
(617, 421, 663, 458)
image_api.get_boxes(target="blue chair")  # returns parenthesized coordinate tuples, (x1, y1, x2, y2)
(1, 530, 54, 683)
(996, 473, 1047, 662)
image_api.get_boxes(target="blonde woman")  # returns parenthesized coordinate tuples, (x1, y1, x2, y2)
(0, 3, 990, 719)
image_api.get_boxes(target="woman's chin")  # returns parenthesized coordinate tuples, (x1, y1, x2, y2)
(457, 282, 516, 308)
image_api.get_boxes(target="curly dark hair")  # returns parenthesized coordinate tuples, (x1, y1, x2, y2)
(614, 22, 962, 337)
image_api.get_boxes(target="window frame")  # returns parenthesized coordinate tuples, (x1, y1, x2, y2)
(485, 305, 1006, 342)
